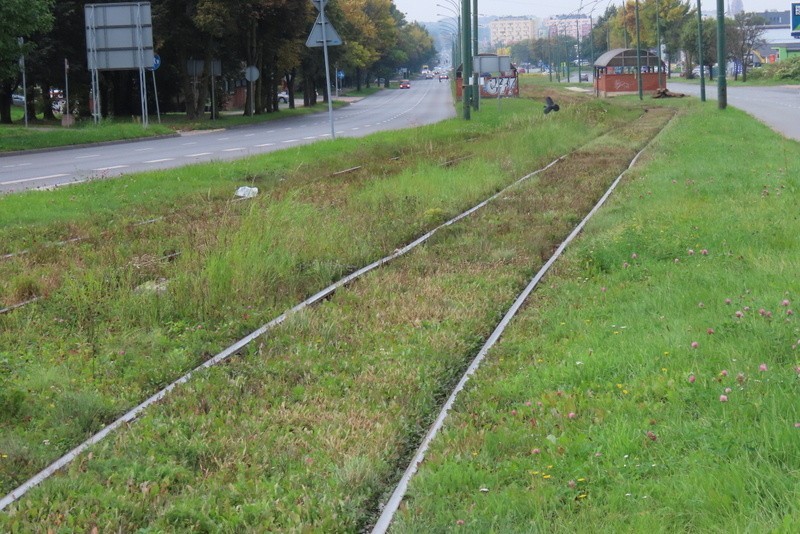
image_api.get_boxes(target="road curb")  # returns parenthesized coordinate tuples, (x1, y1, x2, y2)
(0, 132, 181, 158)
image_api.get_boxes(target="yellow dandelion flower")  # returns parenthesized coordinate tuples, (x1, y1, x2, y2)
(543, 475, 551, 479)
(577, 478, 586, 482)
(577, 494, 588, 499)
(623, 389, 629, 394)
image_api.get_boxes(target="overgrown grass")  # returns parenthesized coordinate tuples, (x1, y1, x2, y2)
(391, 92, 800, 532)
(0, 80, 637, 506)
(0, 82, 672, 530)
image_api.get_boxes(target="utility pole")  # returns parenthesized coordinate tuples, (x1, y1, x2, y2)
(577, 19, 582, 82)
(461, 0, 471, 120)
(716, 0, 727, 109)
(656, 0, 663, 88)
(472, 0, 479, 110)
(697, 0, 706, 101)
(635, 0, 643, 100)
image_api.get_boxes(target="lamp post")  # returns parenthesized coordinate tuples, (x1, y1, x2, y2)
(461, 0, 471, 119)
(472, 0, 479, 110)
(716, 0, 726, 109)
(634, 0, 643, 100)
(697, 0, 706, 101)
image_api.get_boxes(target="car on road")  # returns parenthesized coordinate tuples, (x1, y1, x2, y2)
(399, 79, 411, 89)
(278, 91, 289, 103)
(438, 74, 448, 81)
(12, 94, 25, 106)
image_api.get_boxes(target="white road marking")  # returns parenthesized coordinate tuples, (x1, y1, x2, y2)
(217, 137, 230, 141)
(185, 152, 212, 157)
(255, 143, 274, 147)
(244, 133, 255, 137)
(93, 165, 128, 171)
(144, 158, 175, 163)
(3, 163, 32, 168)
(181, 142, 198, 146)
(282, 139, 298, 143)
(223, 147, 246, 152)
(134, 148, 153, 152)
(1, 173, 69, 185)
(303, 136, 316, 140)
(74, 154, 100, 160)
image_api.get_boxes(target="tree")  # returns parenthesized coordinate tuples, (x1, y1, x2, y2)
(729, 12, 765, 81)
(0, 0, 54, 123)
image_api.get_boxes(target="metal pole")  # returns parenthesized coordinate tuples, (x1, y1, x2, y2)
(65, 58, 70, 124)
(18, 38, 28, 128)
(472, 0, 479, 110)
(461, 0, 471, 120)
(321, 2, 336, 137)
(697, 0, 706, 101)
(716, 0, 727, 109)
(635, 0, 643, 100)
(564, 27, 571, 82)
(577, 19, 582, 82)
(656, 0, 663, 88)
(151, 69, 161, 123)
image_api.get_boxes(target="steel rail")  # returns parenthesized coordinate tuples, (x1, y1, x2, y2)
(0, 154, 566, 512)
(371, 139, 661, 533)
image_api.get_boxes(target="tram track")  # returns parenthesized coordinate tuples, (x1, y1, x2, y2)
(0, 150, 568, 510)
(0, 104, 676, 526)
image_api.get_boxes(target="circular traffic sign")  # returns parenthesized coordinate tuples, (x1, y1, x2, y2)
(244, 65, 260, 82)
(152, 54, 161, 71)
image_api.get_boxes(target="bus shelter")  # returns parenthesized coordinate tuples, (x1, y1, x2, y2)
(593, 48, 666, 97)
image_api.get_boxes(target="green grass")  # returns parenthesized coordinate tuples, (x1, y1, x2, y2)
(2, 79, 796, 531)
(0, 99, 349, 152)
(391, 91, 800, 532)
(0, 83, 667, 530)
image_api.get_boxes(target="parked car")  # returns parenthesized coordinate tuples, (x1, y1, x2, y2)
(399, 79, 411, 89)
(438, 74, 448, 80)
(278, 91, 288, 103)
(12, 94, 25, 106)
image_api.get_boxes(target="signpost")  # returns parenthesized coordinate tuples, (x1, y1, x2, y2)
(244, 65, 259, 116)
(18, 38, 27, 128)
(85, 2, 155, 126)
(792, 3, 800, 39)
(306, 0, 342, 139)
(149, 54, 161, 123)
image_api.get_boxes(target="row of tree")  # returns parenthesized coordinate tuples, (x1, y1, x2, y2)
(0, 0, 437, 124)
(509, 1, 765, 82)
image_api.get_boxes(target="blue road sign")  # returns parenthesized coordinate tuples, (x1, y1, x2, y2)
(152, 54, 161, 71)
(337, 70, 344, 79)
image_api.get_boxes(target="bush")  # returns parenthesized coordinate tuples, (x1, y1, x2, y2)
(772, 55, 800, 80)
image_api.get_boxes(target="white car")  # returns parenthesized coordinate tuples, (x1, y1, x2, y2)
(12, 94, 25, 106)
(278, 91, 288, 103)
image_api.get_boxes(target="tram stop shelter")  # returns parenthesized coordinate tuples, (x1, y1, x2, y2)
(593, 48, 666, 97)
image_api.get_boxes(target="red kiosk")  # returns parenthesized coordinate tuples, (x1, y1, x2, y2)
(593, 48, 666, 97)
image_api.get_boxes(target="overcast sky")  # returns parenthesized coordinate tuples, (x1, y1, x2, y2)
(394, 0, 796, 23)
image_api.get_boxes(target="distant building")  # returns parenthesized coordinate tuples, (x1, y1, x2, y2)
(729, 0, 743, 16)
(543, 14, 591, 40)
(489, 17, 537, 46)
(754, 10, 790, 27)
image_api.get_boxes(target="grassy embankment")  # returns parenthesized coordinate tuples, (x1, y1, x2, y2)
(1, 79, 645, 530)
(393, 92, 800, 531)
(0, 98, 349, 153)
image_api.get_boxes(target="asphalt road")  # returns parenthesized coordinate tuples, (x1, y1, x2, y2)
(667, 81, 800, 141)
(0, 79, 455, 195)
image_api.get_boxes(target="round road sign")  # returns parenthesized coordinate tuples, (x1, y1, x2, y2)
(244, 65, 260, 82)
